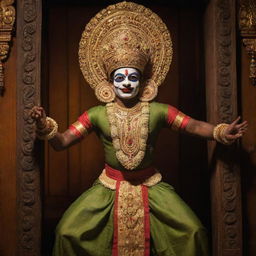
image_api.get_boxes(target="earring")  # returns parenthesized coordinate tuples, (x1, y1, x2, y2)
(140, 79, 158, 102)
(95, 81, 115, 103)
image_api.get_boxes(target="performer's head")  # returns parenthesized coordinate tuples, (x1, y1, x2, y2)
(78, 2, 172, 103)
(102, 29, 149, 101)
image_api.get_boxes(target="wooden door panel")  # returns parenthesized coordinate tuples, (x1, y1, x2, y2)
(47, 6, 69, 196)
(240, 43, 256, 256)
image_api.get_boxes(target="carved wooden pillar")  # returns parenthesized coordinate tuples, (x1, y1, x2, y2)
(205, 0, 243, 255)
(16, 0, 42, 255)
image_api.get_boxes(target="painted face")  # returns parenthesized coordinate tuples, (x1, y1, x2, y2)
(113, 67, 141, 99)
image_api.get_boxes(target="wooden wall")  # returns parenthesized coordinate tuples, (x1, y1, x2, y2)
(240, 43, 256, 256)
(0, 39, 17, 255)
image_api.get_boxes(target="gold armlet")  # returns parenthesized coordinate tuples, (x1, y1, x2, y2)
(213, 123, 233, 145)
(36, 117, 58, 140)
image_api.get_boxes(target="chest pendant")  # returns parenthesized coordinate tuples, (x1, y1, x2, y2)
(106, 102, 149, 170)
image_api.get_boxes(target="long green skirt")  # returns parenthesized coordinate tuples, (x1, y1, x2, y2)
(53, 180, 209, 256)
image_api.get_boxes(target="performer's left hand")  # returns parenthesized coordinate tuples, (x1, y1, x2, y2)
(224, 117, 248, 143)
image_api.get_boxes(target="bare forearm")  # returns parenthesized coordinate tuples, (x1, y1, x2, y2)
(30, 107, 81, 149)
(49, 130, 79, 151)
(185, 119, 214, 139)
(184, 116, 248, 144)
(48, 132, 68, 151)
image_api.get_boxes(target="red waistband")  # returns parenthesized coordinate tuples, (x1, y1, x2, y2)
(105, 164, 156, 182)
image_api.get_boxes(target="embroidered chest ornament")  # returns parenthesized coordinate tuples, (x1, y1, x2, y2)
(106, 101, 149, 170)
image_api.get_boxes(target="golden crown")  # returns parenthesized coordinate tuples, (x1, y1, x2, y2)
(101, 28, 151, 77)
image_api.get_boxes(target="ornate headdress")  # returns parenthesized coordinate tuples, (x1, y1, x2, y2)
(101, 28, 150, 77)
(79, 1, 172, 103)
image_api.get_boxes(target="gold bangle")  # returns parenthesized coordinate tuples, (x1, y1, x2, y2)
(213, 123, 233, 145)
(36, 117, 58, 140)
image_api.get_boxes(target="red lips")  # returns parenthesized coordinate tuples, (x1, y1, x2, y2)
(121, 88, 133, 93)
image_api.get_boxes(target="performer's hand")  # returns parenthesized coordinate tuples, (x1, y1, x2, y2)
(30, 106, 47, 129)
(224, 117, 248, 143)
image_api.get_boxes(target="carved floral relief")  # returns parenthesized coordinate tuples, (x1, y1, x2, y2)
(0, 0, 15, 95)
(239, 0, 256, 86)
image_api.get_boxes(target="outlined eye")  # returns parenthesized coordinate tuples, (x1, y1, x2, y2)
(128, 72, 140, 82)
(114, 75, 125, 82)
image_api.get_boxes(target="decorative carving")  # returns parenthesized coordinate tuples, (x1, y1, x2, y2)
(222, 162, 240, 249)
(17, 0, 41, 255)
(215, 0, 242, 254)
(0, 0, 15, 95)
(243, 38, 256, 86)
(217, 0, 234, 124)
(239, 0, 256, 86)
(239, 0, 256, 36)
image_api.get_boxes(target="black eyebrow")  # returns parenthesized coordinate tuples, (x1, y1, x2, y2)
(128, 72, 140, 77)
(114, 73, 126, 78)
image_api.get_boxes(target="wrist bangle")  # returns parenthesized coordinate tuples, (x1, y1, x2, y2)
(36, 117, 58, 140)
(213, 123, 233, 145)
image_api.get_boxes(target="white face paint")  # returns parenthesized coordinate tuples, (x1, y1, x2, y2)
(113, 67, 141, 99)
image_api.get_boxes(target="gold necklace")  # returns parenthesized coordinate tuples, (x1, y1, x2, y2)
(106, 101, 149, 170)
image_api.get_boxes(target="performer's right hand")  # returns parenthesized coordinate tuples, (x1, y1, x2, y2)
(30, 106, 47, 129)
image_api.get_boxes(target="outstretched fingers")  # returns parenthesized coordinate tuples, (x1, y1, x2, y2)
(225, 133, 242, 141)
(224, 118, 248, 142)
(229, 118, 248, 134)
(236, 121, 248, 134)
(236, 120, 248, 129)
(230, 116, 241, 127)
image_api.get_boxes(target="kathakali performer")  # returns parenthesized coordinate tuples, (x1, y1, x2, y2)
(30, 2, 247, 256)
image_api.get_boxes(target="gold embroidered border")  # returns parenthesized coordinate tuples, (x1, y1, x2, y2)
(144, 171, 162, 187)
(98, 169, 162, 190)
(117, 181, 145, 255)
(72, 121, 88, 136)
(171, 111, 185, 131)
(99, 169, 117, 190)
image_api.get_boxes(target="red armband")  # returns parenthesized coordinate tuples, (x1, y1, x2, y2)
(166, 105, 190, 131)
(69, 112, 92, 138)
